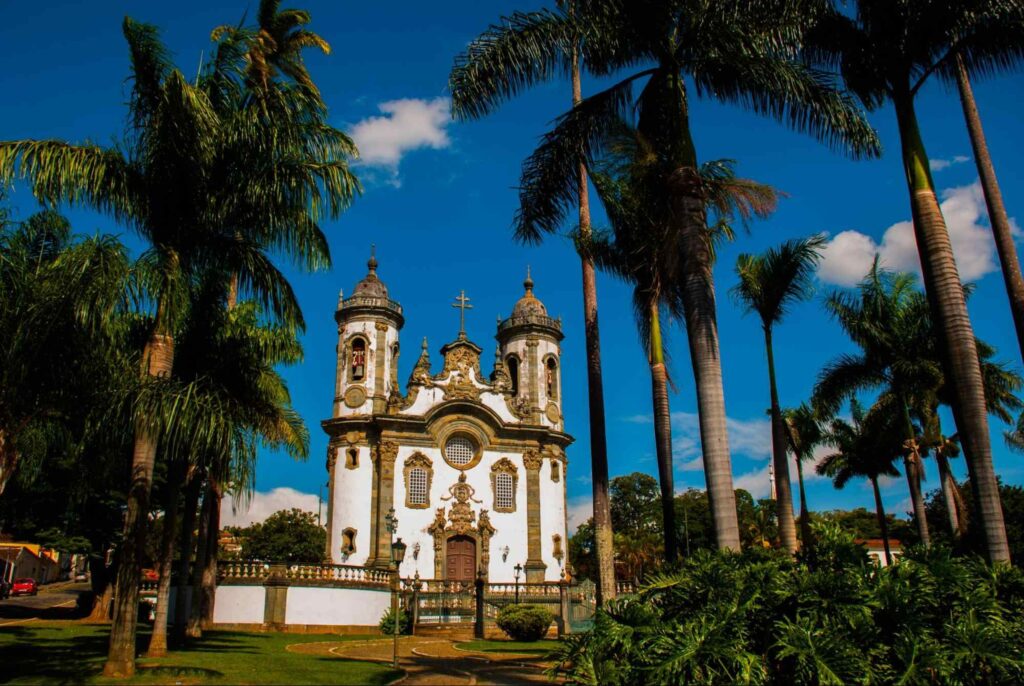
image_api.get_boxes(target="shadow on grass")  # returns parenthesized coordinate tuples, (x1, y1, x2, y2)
(0, 627, 110, 684)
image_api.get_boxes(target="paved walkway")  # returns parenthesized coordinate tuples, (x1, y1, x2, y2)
(288, 636, 557, 685)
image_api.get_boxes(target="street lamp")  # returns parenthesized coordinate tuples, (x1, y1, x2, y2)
(386, 508, 407, 669)
(513, 563, 523, 605)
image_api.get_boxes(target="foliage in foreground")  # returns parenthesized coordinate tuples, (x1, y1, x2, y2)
(378, 607, 412, 636)
(496, 604, 553, 642)
(549, 524, 1024, 685)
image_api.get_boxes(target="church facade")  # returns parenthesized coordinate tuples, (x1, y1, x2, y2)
(321, 254, 572, 584)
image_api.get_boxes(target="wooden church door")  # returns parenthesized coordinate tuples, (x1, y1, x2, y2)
(445, 535, 476, 581)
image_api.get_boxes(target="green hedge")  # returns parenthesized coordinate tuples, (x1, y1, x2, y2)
(496, 604, 553, 641)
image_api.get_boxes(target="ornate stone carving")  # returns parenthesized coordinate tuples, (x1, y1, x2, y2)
(343, 385, 367, 408)
(408, 337, 433, 387)
(442, 373, 482, 401)
(545, 402, 561, 424)
(326, 445, 338, 471)
(428, 473, 499, 580)
(375, 321, 389, 332)
(489, 344, 510, 391)
(505, 394, 531, 420)
(376, 441, 399, 470)
(442, 343, 482, 379)
(523, 449, 543, 471)
(478, 509, 496, 568)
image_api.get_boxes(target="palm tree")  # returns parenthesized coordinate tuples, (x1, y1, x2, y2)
(146, 281, 308, 656)
(782, 403, 827, 547)
(0, 209, 131, 496)
(817, 400, 902, 564)
(451, 0, 879, 552)
(733, 236, 825, 553)
(449, 0, 617, 600)
(815, 263, 940, 546)
(814, 0, 1024, 563)
(0, 17, 353, 675)
(953, 57, 1024, 366)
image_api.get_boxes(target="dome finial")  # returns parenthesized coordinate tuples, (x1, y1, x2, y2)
(524, 265, 534, 294)
(367, 244, 378, 273)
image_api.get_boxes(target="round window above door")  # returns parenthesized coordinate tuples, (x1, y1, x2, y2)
(443, 435, 480, 469)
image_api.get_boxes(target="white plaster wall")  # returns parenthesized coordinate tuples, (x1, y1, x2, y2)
(285, 586, 391, 626)
(212, 585, 266, 625)
(329, 445, 374, 565)
(540, 456, 569, 580)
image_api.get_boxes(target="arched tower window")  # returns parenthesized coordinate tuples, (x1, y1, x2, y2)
(490, 458, 518, 513)
(545, 356, 558, 401)
(403, 453, 433, 509)
(349, 337, 367, 382)
(506, 355, 520, 395)
(345, 447, 359, 470)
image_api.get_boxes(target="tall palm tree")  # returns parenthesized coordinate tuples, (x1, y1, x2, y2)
(813, 0, 1024, 563)
(451, 0, 879, 551)
(584, 133, 778, 561)
(0, 17, 354, 675)
(815, 263, 940, 546)
(817, 399, 902, 565)
(783, 403, 827, 546)
(733, 236, 825, 553)
(953, 57, 1024, 366)
(448, 0, 617, 601)
(146, 281, 308, 656)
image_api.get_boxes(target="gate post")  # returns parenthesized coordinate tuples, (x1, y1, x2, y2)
(474, 571, 485, 639)
(411, 571, 420, 634)
(558, 576, 571, 637)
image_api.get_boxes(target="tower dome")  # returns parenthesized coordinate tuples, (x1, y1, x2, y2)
(351, 249, 389, 300)
(511, 267, 548, 318)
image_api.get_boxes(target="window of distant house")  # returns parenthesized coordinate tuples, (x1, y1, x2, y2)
(349, 337, 367, 382)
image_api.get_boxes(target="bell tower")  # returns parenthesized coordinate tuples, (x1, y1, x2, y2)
(496, 268, 564, 428)
(332, 249, 404, 417)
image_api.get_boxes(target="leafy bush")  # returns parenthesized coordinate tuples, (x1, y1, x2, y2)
(497, 604, 553, 641)
(548, 522, 1024, 685)
(379, 607, 412, 635)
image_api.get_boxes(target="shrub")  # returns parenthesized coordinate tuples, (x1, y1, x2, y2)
(496, 604, 553, 641)
(547, 523, 1024, 685)
(379, 607, 412, 635)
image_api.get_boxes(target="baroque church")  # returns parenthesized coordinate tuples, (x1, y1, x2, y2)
(321, 253, 572, 583)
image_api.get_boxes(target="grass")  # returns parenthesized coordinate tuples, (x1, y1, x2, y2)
(0, 622, 401, 685)
(458, 638, 560, 655)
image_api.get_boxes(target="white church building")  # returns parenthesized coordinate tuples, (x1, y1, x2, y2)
(321, 253, 572, 584)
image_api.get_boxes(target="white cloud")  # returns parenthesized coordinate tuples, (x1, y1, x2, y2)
(670, 411, 772, 461)
(929, 155, 970, 172)
(734, 465, 773, 499)
(818, 181, 1003, 287)
(348, 97, 451, 186)
(566, 494, 593, 533)
(220, 487, 320, 527)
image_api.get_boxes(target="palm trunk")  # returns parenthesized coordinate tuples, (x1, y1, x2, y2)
(572, 38, 615, 604)
(672, 169, 741, 551)
(649, 302, 678, 563)
(870, 476, 893, 566)
(146, 459, 185, 657)
(795, 456, 812, 547)
(898, 401, 930, 546)
(935, 452, 962, 538)
(87, 553, 116, 622)
(764, 327, 798, 554)
(199, 479, 222, 628)
(955, 56, 1024, 365)
(103, 329, 175, 678)
(893, 94, 1008, 562)
(186, 479, 213, 639)
(173, 470, 202, 645)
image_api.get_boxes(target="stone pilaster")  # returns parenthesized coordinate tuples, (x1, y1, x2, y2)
(523, 449, 547, 583)
(325, 444, 338, 561)
(373, 322, 389, 413)
(525, 337, 541, 424)
(370, 440, 399, 568)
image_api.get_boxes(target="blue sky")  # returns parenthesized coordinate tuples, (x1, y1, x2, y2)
(2, 1, 1023, 530)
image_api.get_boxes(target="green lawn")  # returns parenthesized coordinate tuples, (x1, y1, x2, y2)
(457, 638, 560, 655)
(0, 622, 401, 685)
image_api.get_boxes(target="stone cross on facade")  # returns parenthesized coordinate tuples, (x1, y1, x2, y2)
(452, 290, 472, 338)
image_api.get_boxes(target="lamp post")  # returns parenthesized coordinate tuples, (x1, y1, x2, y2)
(513, 563, 522, 605)
(385, 507, 407, 669)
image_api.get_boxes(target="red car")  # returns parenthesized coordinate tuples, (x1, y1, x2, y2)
(11, 578, 38, 596)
